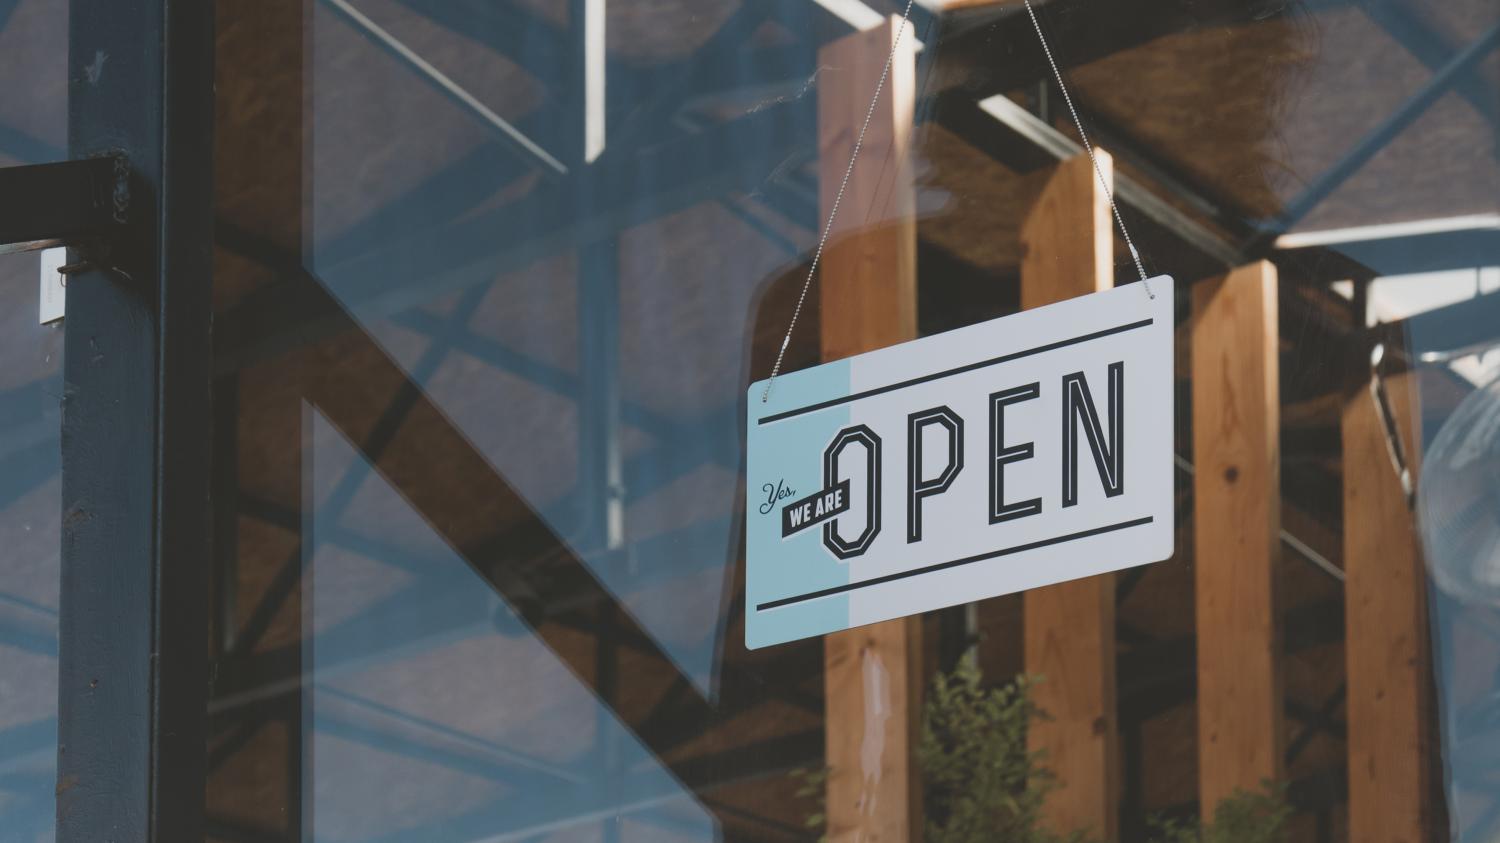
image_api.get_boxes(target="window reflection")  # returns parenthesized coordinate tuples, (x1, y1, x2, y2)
(0, 251, 62, 843)
(0, 1, 67, 839)
(207, 0, 1500, 840)
(306, 408, 717, 841)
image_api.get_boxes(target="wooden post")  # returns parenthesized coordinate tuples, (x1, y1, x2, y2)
(1020, 152, 1119, 841)
(1343, 366, 1430, 843)
(819, 17, 921, 843)
(1191, 261, 1282, 816)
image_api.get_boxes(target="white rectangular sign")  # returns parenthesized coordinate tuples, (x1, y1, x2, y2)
(39, 247, 65, 325)
(745, 279, 1175, 648)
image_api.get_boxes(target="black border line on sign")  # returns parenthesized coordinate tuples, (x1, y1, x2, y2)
(756, 318, 1154, 425)
(754, 515, 1154, 610)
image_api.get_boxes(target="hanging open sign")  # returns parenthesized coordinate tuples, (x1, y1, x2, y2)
(745, 280, 1175, 648)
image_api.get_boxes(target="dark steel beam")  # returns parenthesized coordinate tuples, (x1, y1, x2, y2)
(1261, 23, 1500, 241)
(223, 281, 488, 658)
(935, 89, 1247, 277)
(0, 157, 126, 254)
(392, 0, 574, 92)
(57, 0, 214, 840)
(223, 268, 743, 831)
(392, 0, 635, 115)
(927, 0, 1309, 102)
(1381, 286, 1500, 360)
(928, 89, 1058, 171)
(215, 94, 815, 373)
(1363, 0, 1500, 146)
(1286, 684, 1348, 765)
(321, 0, 568, 178)
(1064, 90, 1258, 242)
(222, 0, 1270, 379)
(605, 2, 788, 153)
(1278, 221, 1500, 280)
(204, 330, 822, 830)
(303, 139, 524, 271)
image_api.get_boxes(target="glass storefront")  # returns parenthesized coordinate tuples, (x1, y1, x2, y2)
(2, 0, 1499, 840)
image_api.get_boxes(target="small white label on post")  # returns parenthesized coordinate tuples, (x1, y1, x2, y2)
(39, 248, 65, 325)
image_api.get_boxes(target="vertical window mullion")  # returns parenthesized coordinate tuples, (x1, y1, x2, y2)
(57, 0, 213, 840)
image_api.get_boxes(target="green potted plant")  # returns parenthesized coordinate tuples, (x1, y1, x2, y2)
(1148, 784, 1292, 843)
(919, 653, 1084, 843)
(794, 653, 1292, 843)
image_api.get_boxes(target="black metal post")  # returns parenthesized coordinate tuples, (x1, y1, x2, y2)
(56, 0, 214, 840)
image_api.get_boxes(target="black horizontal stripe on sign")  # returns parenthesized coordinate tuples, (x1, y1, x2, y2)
(756, 318, 1153, 425)
(755, 516, 1154, 611)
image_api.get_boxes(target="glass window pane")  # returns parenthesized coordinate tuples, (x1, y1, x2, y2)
(0, 1, 68, 839)
(207, 0, 1500, 841)
(0, 249, 63, 843)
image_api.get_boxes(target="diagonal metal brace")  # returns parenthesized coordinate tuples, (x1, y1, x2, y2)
(0, 154, 129, 257)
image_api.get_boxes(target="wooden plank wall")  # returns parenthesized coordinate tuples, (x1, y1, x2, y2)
(1019, 151, 1120, 842)
(1190, 261, 1283, 816)
(818, 17, 922, 843)
(1343, 364, 1431, 842)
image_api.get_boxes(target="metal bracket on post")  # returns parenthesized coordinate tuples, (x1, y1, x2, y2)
(0, 154, 130, 263)
(0, 155, 130, 323)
